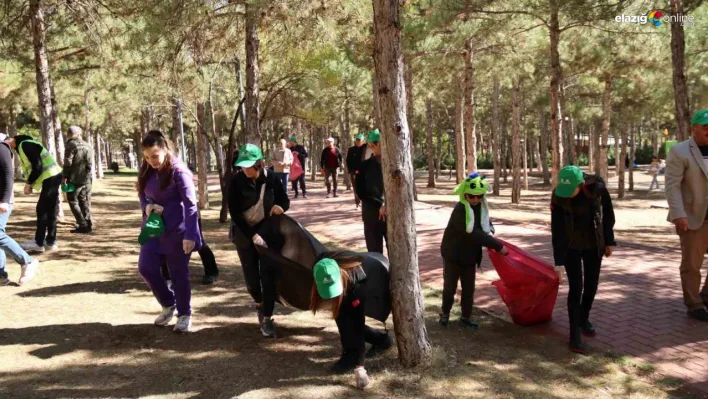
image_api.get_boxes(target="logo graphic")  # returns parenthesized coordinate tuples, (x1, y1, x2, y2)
(648, 10, 663, 26)
(560, 179, 572, 185)
(322, 277, 333, 284)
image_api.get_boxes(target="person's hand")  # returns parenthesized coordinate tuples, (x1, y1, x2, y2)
(498, 246, 508, 256)
(0, 203, 9, 214)
(145, 204, 164, 215)
(270, 205, 284, 216)
(183, 239, 195, 254)
(252, 233, 268, 248)
(23, 184, 32, 195)
(554, 266, 565, 283)
(62, 178, 67, 184)
(378, 206, 387, 221)
(673, 217, 689, 232)
(604, 246, 614, 257)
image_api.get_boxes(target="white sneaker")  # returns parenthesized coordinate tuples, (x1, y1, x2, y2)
(354, 367, 370, 389)
(173, 315, 192, 333)
(20, 241, 44, 253)
(44, 243, 59, 251)
(18, 259, 39, 285)
(154, 305, 176, 326)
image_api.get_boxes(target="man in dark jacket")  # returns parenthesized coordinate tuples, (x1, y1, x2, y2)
(551, 165, 616, 354)
(228, 144, 290, 338)
(346, 134, 366, 208)
(63, 126, 93, 233)
(355, 130, 387, 254)
(288, 136, 308, 198)
(320, 137, 343, 198)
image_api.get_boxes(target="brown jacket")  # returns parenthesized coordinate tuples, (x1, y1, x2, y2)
(665, 137, 708, 230)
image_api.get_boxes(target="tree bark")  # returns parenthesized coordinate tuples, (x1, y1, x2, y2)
(372, 0, 430, 367)
(670, 0, 690, 142)
(372, 72, 382, 128)
(426, 99, 435, 188)
(245, 3, 261, 146)
(629, 123, 635, 192)
(549, 5, 564, 186)
(511, 78, 521, 204)
(95, 131, 104, 178)
(464, 38, 477, 174)
(343, 93, 353, 191)
(405, 62, 418, 201)
(568, 116, 576, 165)
(599, 73, 612, 181)
(435, 126, 442, 180)
(171, 96, 181, 144)
(588, 122, 595, 174)
(539, 112, 550, 185)
(29, 0, 55, 156)
(492, 77, 501, 194)
(454, 92, 465, 183)
(618, 122, 627, 198)
(502, 118, 509, 183)
(49, 79, 64, 166)
(196, 103, 209, 209)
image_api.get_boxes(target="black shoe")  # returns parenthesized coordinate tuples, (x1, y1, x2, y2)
(688, 308, 708, 322)
(439, 313, 449, 327)
(570, 329, 586, 354)
(261, 318, 277, 338)
(366, 334, 393, 358)
(294, 192, 299, 198)
(256, 305, 264, 325)
(303, 194, 308, 199)
(333, 193, 339, 198)
(581, 320, 596, 336)
(70, 226, 91, 234)
(459, 318, 479, 330)
(202, 274, 218, 285)
(330, 353, 357, 374)
(570, 341, 586, 354)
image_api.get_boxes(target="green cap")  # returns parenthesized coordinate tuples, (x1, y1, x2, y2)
(367, 129, 381, 143)
(355, 133, 365, 140)
(690, 109, 708, 126)
(61, 182, 76, 193)
(289, 136, 297, 142)
(138, 212, 165, 245)
(235, 144, 263, 168)
(555, 166, 584, 198)
(313, 258, 343, 299)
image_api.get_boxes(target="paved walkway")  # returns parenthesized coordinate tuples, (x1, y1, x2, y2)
(286, 187, 708, 397)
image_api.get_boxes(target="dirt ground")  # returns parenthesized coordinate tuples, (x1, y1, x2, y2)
(0, 173, 693, 399)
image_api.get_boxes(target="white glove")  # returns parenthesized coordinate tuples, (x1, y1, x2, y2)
(0, 203, 9, 214)
(252, 233, 268, 248)
(554, 266, 565, 283)
(354, 367, 370, 389)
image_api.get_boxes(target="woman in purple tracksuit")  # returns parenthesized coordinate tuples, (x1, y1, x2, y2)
(137, 130, 202, 333)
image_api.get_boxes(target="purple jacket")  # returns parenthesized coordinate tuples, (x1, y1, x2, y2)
(139, 161, 202, 253)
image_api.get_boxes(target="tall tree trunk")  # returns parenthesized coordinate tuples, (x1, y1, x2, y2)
(196, 103, 209, 209)
(245, 3, 261, 146)
(492, 77, 501, 194)
(523, 129, 529, 191)
(372, 72, 382, 128)
(426, 99, 435, 188)
(549, 5, 564, 186)
(511, 78, 521, 204)
(235, 57, 247, 146)
(588, 122, 595, 174)
(454, 92, 465, 183)
(618, 122, 627, 198)
(435, 126, 442, 180)
(29, 0, 55, 156)
(599, 73, 612, 181)
(539, 112, 550, 185)
(652, 126, 659, 157)
(207, 81, 226, 218)
(49, 80, 64, 166)
(568, 116, 576, 165)
(372, 0, 430, 367)
(95, 131, 104, 179)
(310, 125, 317, 182)
(85, 83, 96, 179)
(405, 63, 418, 201)
(464, 38, 477, 174)
(670, 0, 690, 142)
(629, 123, 635, 192)
(502, 118, 509, 183)
(343, 92, 353, 190)
(171, 96, 181, 144)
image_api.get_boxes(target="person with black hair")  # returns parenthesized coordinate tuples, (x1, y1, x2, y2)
(228, 143, 290, 338)
(354, 130, 387, 254)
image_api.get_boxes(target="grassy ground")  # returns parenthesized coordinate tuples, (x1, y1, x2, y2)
(0, 174, 694, 398)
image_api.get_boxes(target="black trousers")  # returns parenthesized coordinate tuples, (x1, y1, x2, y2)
(235, 242, 279, 318)
(291, 173, 307, 195)
(441, 259, 476, 319)
(336, 294, 388, 366)
(35, 174, 62, 246)
(67, 183, 92, 228)
(325, 167, 338, 194)
(564, 248, 602, 338)
(362, 202, 387, 254)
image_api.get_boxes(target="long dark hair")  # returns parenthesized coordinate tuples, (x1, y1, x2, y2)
(309, 252, 364, 319)
(137, 130, 177, 195)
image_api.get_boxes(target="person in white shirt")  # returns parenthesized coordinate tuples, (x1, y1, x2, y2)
(271, 139, 293, 196)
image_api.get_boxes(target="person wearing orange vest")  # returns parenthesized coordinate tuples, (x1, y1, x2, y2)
(5, 135, 63, 253)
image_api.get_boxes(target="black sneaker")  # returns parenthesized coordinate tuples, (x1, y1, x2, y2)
(688, 308, 708, 322)
(201, 274, 218, 285)
(330, 353, 357, 374)
(459, 318, 479, 330)
(570, 329, 586, 354)
(366, 334, 393, 358)
(581, 320, 596, 336)
(261, 318, 277, 338)
(256, 305, 264, 325)
(70, 226, 91, 234)
(333, 193, 339, 198)
(439, 313, 449, 327)
(294, 192, 299, 198)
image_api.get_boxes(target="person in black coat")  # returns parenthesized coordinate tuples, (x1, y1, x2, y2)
(228, 144, 290, 338)
(440, 173, 507, 328)
(354, 130, 387, 254)
(288, 136, 308, 198)
(346, 134, 366, 208)
(551, 166, 616, 354)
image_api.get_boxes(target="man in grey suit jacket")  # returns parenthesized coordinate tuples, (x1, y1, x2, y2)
(665, 109, 708, 322)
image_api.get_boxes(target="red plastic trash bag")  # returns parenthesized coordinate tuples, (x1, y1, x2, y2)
(289, 153, 304, 181)
(487, 239, 559, 325)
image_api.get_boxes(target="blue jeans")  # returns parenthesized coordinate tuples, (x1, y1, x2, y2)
(0, 204, 34, 278)
(275, 172, 289, 195)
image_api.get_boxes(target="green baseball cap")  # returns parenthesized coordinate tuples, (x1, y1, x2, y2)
(61, 182, 76, 193)
(367, 129, 381, 143)
(555, 165, 584, 198)
(235, 144, 263, 168)
(138, 212, 165, 245)
(313, 258, 343, 299)
(690, 109, 708, 126)
(355, 133, 365, 140)
(289, 136, 297, 142)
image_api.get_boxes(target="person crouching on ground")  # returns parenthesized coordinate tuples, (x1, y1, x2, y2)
(551, 165, 616, 353)
(310, 255, 392, 390)
(439, 173, 507, 329)
(228, 144, 290, 338)
(137, 130, 202, 333)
